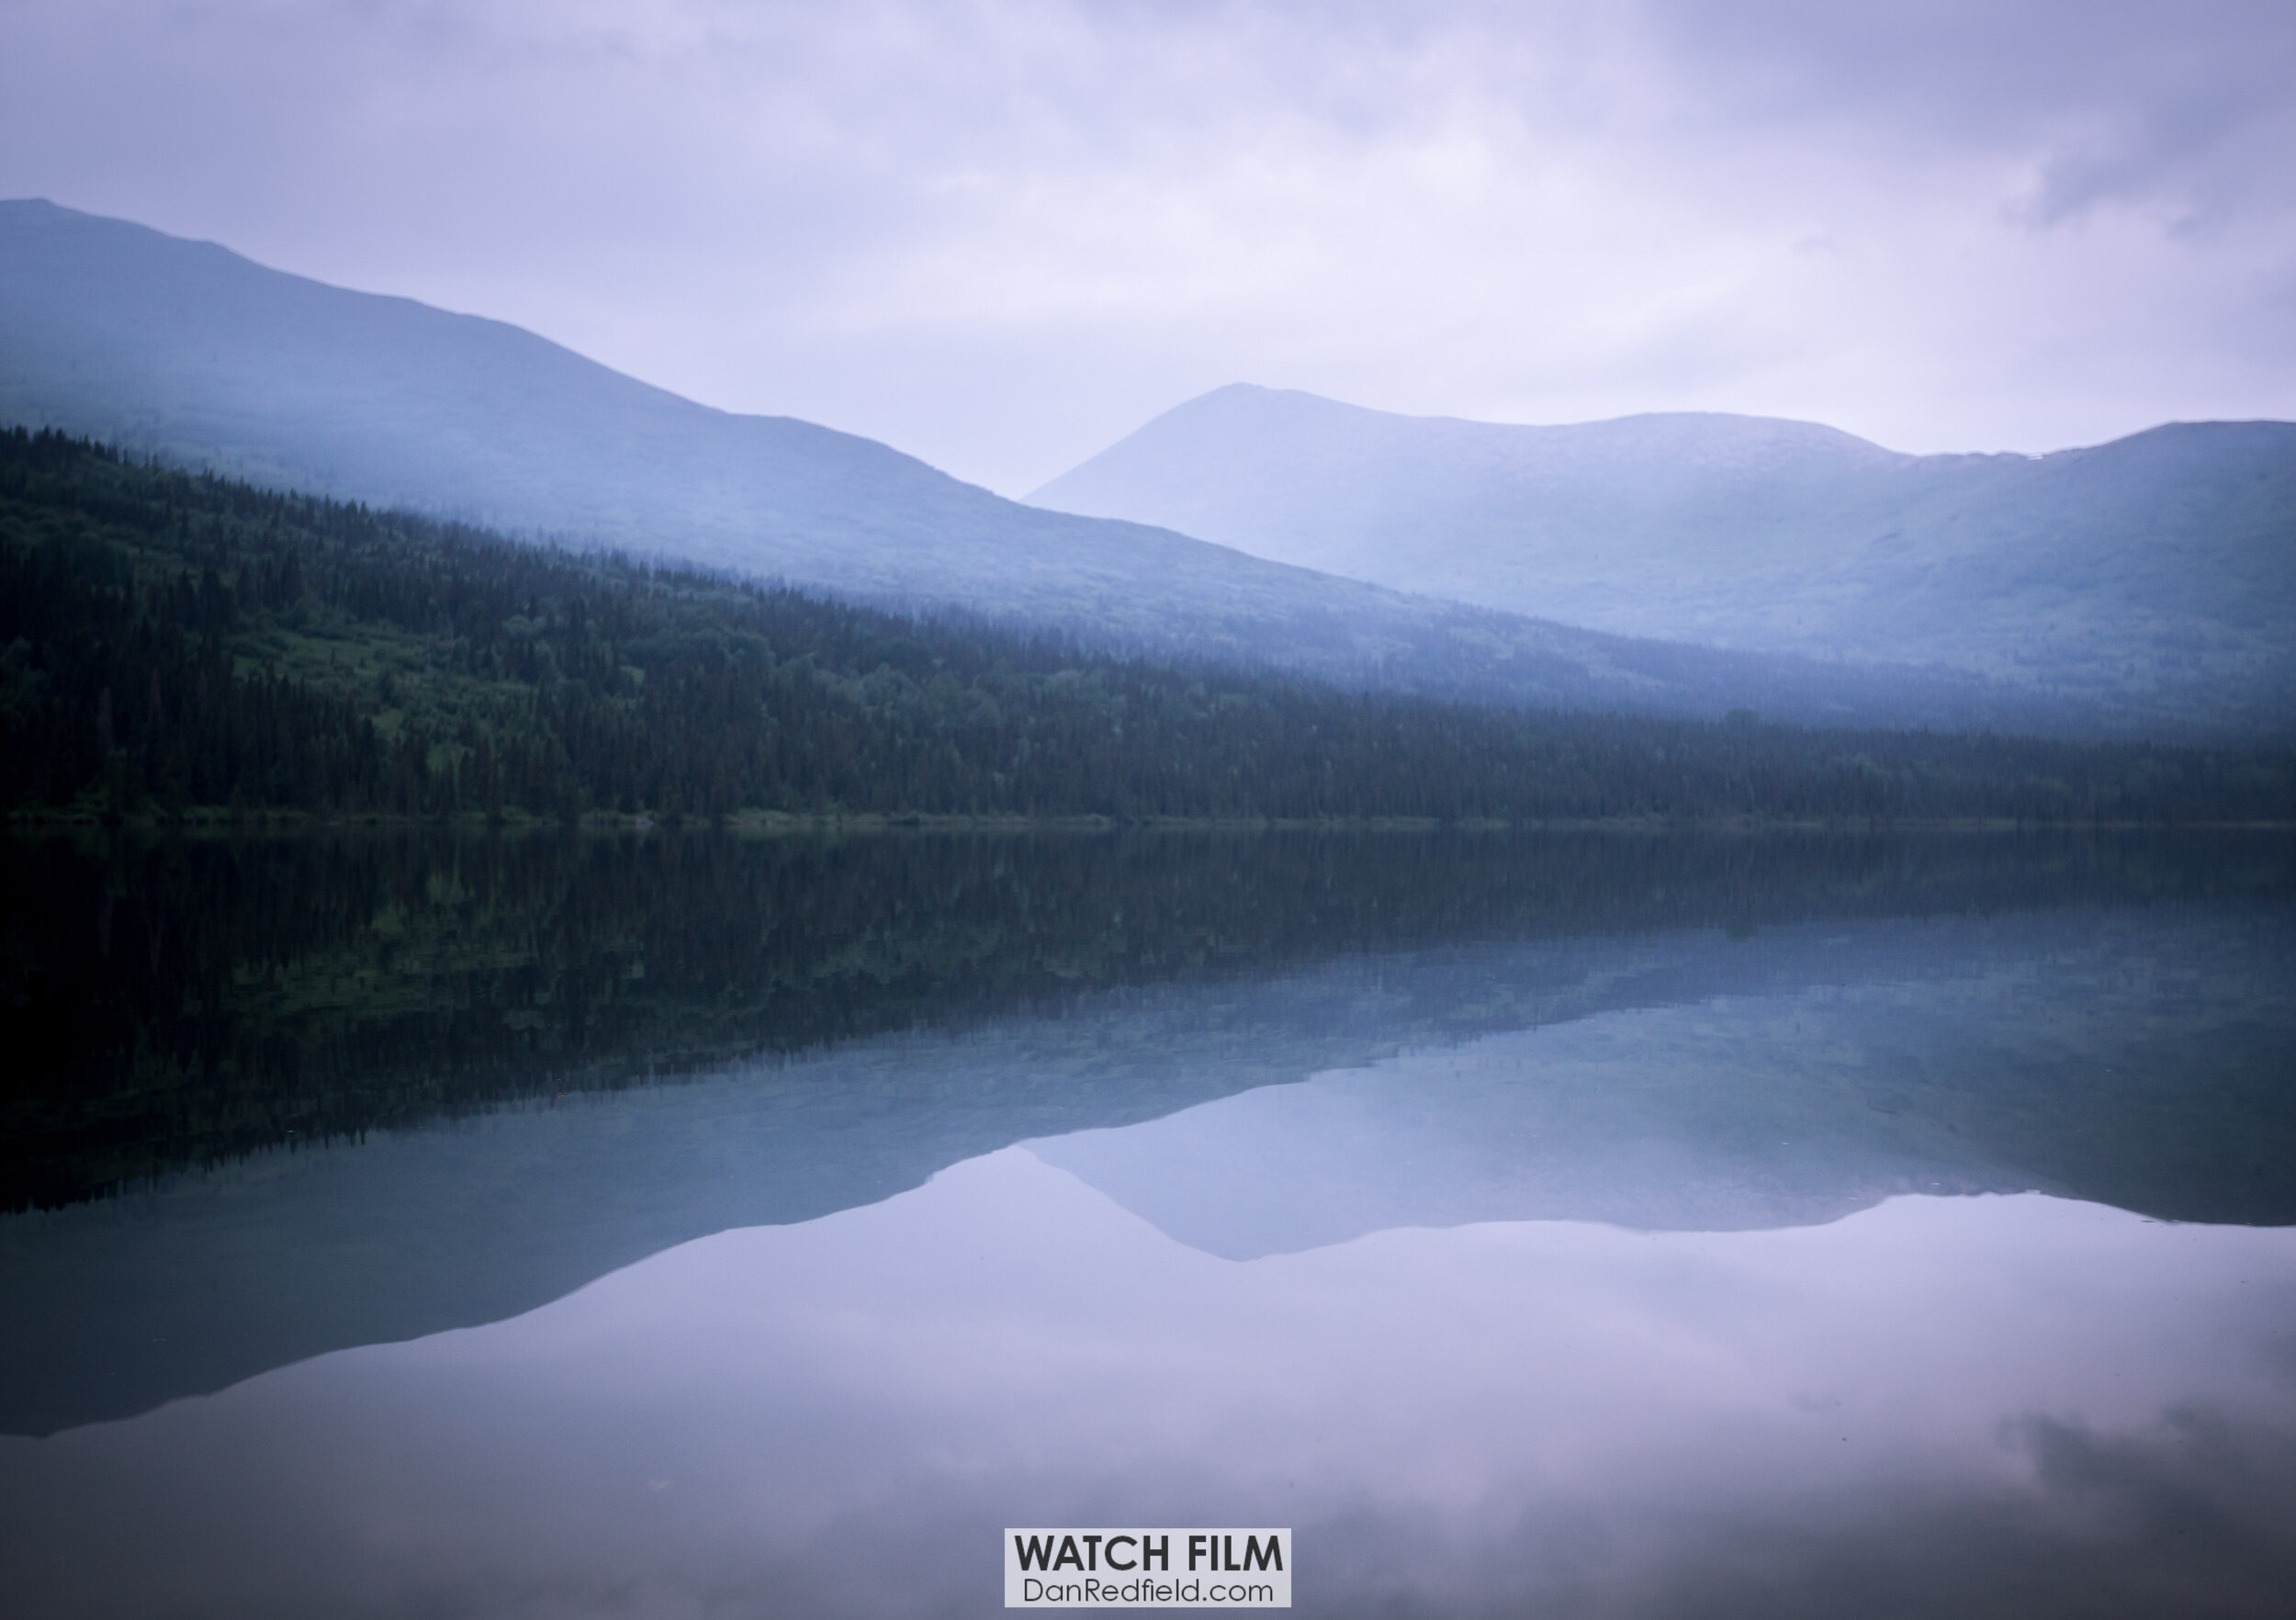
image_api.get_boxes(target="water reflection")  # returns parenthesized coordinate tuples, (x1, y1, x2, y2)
(5, 1153, 2294, 1618)
(6, 865, 2294, 1436)
(1035, 904, 2296, 1247)
(2, 829, 2294, 1613)
(8, 827, 2286, 1209)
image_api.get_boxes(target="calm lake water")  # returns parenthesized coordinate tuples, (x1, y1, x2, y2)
(3, 828, 2294, 1617)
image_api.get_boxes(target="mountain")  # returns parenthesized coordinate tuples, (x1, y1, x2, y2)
(1031, 385, 2296, 734)
(0, 198, 2150, 734)
(18, 433, 2285, 837)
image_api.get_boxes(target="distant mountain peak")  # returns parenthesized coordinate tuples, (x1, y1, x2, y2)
(1030, 383, 2296, 735)
(1035, 386, 1909, 513)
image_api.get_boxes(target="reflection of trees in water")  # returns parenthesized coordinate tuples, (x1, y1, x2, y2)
(4, 827, 2290, 1209)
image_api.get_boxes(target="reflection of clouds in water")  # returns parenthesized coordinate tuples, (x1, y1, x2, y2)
(1656, 1408, 2296, 1620)
(1307, 1409, 2296, 1617)
(4, 1152, 2294, 1617)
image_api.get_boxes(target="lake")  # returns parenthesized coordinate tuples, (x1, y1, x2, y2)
(3, 827, 2294, 1617)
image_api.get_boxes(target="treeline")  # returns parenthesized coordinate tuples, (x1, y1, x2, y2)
(3, 426, 2292, 825)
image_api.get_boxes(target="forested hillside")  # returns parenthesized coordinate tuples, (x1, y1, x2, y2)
(0, 200, 2144, 734)
(4, 429, 2291, 827)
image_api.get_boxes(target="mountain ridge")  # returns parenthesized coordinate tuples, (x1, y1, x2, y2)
(1030, 384, 2296, 733)
(0, 198, 2212, 737)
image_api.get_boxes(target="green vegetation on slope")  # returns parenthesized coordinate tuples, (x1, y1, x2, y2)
(0, 200, 2147, 732)
(4, 428, 2293, 827)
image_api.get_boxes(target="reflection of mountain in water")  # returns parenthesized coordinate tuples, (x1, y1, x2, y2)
(16, 826, 2276, 1211)
(1034, 906, 2296, 1254)
(1, 831, 2292, 1435)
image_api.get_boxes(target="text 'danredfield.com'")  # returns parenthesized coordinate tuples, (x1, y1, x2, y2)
(1005, 1528, 1291, 1608)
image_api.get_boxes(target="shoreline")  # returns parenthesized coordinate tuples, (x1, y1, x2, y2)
(8, 807, 2295, 838)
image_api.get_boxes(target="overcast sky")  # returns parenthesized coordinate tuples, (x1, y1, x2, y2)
(4, 0, 2293, 493)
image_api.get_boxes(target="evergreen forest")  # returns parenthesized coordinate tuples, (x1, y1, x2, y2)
(4, 427, 2292, 827)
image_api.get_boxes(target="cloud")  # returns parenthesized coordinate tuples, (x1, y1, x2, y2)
(0, 1, 2291, 490)
(1639, 0, 2296, 229)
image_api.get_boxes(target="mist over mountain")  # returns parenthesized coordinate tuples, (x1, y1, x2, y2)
(0, 198, 2170, 736)
(1032, 386, 2296, 735)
